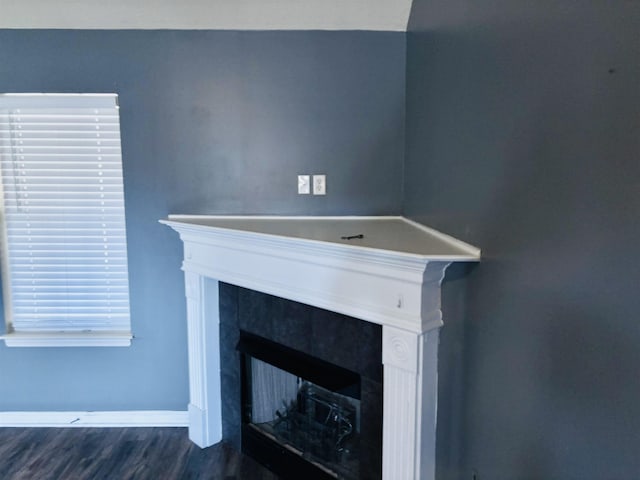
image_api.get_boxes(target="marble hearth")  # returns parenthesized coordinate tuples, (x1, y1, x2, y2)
(161, 215, 480, 480)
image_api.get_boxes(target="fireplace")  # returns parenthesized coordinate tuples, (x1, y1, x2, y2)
(221, 284, 383, 479)
(239, 331, 363, 479)
(161, 215, 480, 480)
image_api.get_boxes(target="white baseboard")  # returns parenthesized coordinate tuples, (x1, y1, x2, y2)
(0, 410, 189, 427)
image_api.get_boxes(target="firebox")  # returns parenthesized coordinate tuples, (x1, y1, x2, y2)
(238, 331, 365, 479)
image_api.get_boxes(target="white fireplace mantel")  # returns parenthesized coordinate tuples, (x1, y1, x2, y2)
(161, 215, 480, 480)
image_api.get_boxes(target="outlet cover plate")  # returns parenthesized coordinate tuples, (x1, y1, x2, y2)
(313, 174, 326, 195)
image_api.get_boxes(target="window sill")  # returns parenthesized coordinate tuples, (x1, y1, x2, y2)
(1, 331, 133, 347)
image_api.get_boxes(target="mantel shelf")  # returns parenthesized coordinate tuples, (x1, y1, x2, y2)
(160, 215, 480, 262)
(161, 215, 480, 333)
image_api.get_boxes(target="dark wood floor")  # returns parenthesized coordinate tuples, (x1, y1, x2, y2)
(0, 427, 280, 480)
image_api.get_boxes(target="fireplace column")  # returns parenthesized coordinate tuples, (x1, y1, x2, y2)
(184, 271, 222, 448)
(383, 325, 440, 480)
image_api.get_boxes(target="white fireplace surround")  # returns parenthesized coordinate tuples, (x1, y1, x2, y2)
(161, 215, 480, 480)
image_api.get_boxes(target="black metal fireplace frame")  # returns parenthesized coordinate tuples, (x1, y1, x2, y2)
(237, 331, 362, 480)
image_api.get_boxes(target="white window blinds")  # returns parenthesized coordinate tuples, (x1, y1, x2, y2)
(0, 94, 131, 342)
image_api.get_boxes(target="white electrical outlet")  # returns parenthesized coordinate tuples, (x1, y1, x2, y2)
(313, 175, 326, 195)
(298, 175, 310, 194)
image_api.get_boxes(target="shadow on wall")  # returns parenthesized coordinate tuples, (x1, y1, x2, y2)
(406, 0, 640, 476)
(436, 262, 476, 480)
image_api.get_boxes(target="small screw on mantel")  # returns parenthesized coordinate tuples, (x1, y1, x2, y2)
(340, 234, 364, 240)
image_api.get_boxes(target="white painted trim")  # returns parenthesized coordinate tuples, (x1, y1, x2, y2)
(0, 411, 189, 427)
(161, 216, 477, 333)
(1, 331, 133, 347)
(169, 215, 404, 221)
(402, 217, 481, 258)
(163, 215, 480, 262)
(184, 275, 223, 448)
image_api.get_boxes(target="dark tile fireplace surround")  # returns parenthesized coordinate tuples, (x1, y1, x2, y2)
(218, 282, 383, 479)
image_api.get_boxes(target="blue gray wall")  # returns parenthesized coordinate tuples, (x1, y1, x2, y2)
(0, 30, 405, 410)
(4, 12, 636, 478)
(405, 1, 640, 479)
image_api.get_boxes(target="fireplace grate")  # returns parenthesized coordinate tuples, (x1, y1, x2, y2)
(238, 331, 362, 480)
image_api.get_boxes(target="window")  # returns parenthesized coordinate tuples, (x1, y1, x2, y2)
(0, 94, 132, 347)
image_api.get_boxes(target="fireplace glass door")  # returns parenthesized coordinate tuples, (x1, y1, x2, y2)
(239, 332, 362, 480)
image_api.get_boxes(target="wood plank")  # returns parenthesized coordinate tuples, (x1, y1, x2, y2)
(0, 427, 279, 479)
